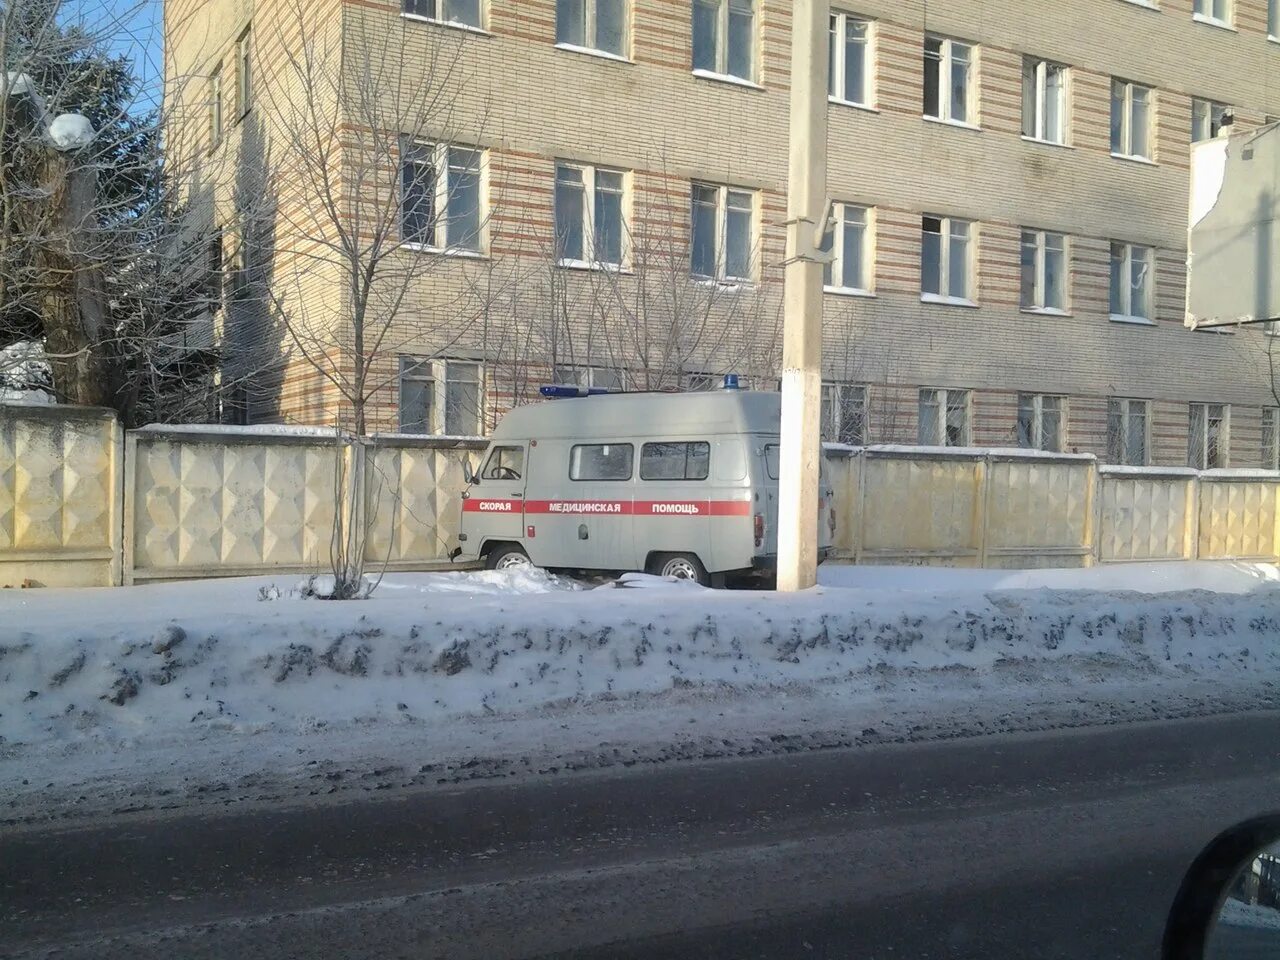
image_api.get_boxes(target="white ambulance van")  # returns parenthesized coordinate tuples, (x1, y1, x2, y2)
(451, 384, 836, 585)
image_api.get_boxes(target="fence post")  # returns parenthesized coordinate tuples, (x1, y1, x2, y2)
(121, 430, 137, 585)
(1084, 457, 1099, 567)
(1187, 475, 1201, 561)
(975, 454, 991, 568)
(854, 448, 868, 564)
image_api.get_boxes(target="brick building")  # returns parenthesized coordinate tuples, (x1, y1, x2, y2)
(165, 0, 1280, 467)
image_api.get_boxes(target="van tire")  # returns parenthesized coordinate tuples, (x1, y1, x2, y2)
(651, 552, 711, 586)
(486, 544, 532, 571)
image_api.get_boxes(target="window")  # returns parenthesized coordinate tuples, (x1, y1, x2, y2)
(208, 67, 223, 149)
(821, 203, 871, 292)
(690, 183, 754, 282)
(1020, 229, 1067, 312)
(692, 0, 755, 81)
(400, 142, 483, 253)
(557, 0, 627, 56)
(1107, 397, 1150, 465)
(206, 228, 223, 309)
(229, 227, 251, 298)
(1192, 98, 1229, 142)
(236, 28, 251, 117)
(570, 443, 634, 480)
(919, 388, 971, 446)
(821, 383, 868, 445)
(1017, 394, 1065, 451)
(402, 0, 482, 27)
(828, 12, 871, 106)
(555, 163, 626, 267)
(1111, 79, 1152, 160)
(1022, 57, 1067, 143)
(482, 446, 524, 480)
(398, 359, 483, 435)
(1109, 241, 1154, 321)
(553, 365, 626, 391)
(921, 215, 972, 302)
(1188, 403, 1229, 469)
(1193, 0, 1231, 25)
(1271, 0, 1279, 37)
(1263, 408, 1279, 470)
(923, 35, 972, 125)
(640, 441, 711, 480)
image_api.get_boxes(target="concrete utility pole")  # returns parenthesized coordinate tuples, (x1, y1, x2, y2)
(776, 0, 829, 592)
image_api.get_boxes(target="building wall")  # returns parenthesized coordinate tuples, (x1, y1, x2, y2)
(168, 0, 1280, 464)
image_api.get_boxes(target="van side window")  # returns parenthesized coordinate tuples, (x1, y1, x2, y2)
(764, 444, 780, 480)
(640, 441, 710, 481)
(569, 443, 633, 481)
(482, 445, 523, 480)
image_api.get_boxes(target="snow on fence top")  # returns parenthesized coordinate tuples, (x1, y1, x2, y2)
(136, 423, 342, 438)
(863, 444, 1096, 462)
(1098, 464, 1202, 477)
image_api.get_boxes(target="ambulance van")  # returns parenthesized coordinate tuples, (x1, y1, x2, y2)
(451, 384, 836, 585)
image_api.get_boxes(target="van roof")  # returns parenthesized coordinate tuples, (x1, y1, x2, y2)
(491, 390, 782, 441)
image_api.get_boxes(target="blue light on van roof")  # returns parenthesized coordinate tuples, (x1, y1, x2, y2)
(539, 384, 612, 399)
(723, 374, 741, 390)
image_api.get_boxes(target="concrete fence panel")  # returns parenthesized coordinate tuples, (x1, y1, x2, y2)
(125, 426, 349, 583)
(364, 436, 488, 568)
(1196, 473, 1280, 561)
(856, 448, 984, 566)
(1096, 468, 1196, 563)
(983, 454, 1095, 568)
(0, 405, 121, 587)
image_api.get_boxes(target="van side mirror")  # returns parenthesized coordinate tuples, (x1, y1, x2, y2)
(463, 459, 476, 485)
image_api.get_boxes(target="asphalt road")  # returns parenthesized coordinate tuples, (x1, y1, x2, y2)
(3, 711, 1280, 960)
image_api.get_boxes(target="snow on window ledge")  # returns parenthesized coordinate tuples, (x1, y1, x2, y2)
(1021, 135, 1072, 150)
(1119, 0, 1159, 10)
(828, 97, 878, 113)
(554, 42, 633, 64)
(920, 292, 978, 308)
(1111, 151, 1158, 166)
(824, 285, 876, 298)
(691, 68, 764, 91)
(401, 241, 488, 260)
(1191, 11, 1236, 31)
(922, 115, 982, 133)
(557, 257, 632, 274)
(399, 12, 493, 35)
(1021, 306, 1072, 317)
(691, 276, 755, 291)
(1109, 313, 1156, 326)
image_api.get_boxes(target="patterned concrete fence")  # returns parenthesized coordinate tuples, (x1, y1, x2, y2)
(2, 404, 1278, 587)
(0, 405, 122, 588)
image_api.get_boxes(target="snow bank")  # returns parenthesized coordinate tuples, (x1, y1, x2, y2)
(1218, 897, 1280, 930)
(2, 563, 1278, 754)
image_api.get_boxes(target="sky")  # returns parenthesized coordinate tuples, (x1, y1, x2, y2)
(77, 0, 163, 104)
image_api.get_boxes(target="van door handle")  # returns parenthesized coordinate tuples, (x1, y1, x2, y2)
(511, 492, 523, 498)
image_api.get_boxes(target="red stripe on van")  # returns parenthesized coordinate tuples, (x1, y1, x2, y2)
(466, 499, 753, 516)
(462, 499, 523, 513)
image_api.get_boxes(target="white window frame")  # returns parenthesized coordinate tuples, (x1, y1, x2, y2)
(554, 162, 629, 270)
(236, 28, 252, 118)
(691, 0, 757, 84)
(821, 382, 869, 445)
(401, 0, 486, 31)
(690, 182, 755, 284)
(398, 358, 485, 436)
(828, 11, 874, 108)
(1107, 397, 1151, 466)
(1263, 407, 1279, 470)
(1017, 394, 1066, 452)
(1270, 0, 1279, 39)
(1191, 98, 1229, 143)
(1188, 402, 1230, 469)
(1109, 241, 1155, 323)
(1020, 228, 1068, 314)
(208, 66, 223, 150)
(922, 35, 974, 127)
(822, 202, 873, 295)
(555, 0, 630, 60)
(920, 215, 974, 305)
(399, 142, 485, 255)
(1193, 0, 1232, 27)
(1022, 57, 1068, 144)
(1111, 78, 1153, 161)
(918, 387, 972, 447)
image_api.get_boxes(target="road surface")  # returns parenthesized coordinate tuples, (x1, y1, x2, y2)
(3, 711, 1279, 959)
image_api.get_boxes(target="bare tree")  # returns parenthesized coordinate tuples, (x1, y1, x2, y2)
(258, 1, 502, 434)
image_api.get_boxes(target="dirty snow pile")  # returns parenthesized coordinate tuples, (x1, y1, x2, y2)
(0, 561, 1278, 820)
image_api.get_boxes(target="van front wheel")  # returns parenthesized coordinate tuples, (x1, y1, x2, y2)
(652, 552, 710, 587)
(487, 544, 532, 571)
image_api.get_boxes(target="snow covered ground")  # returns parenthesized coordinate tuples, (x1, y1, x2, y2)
(1, 561, 1278, 825)
(1218, 896, 1280, 930)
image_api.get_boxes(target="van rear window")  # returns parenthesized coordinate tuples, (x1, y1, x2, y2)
(569, 443, 633, 481)
(764, 444, 780, 480)
(640, 442, 710, 481)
